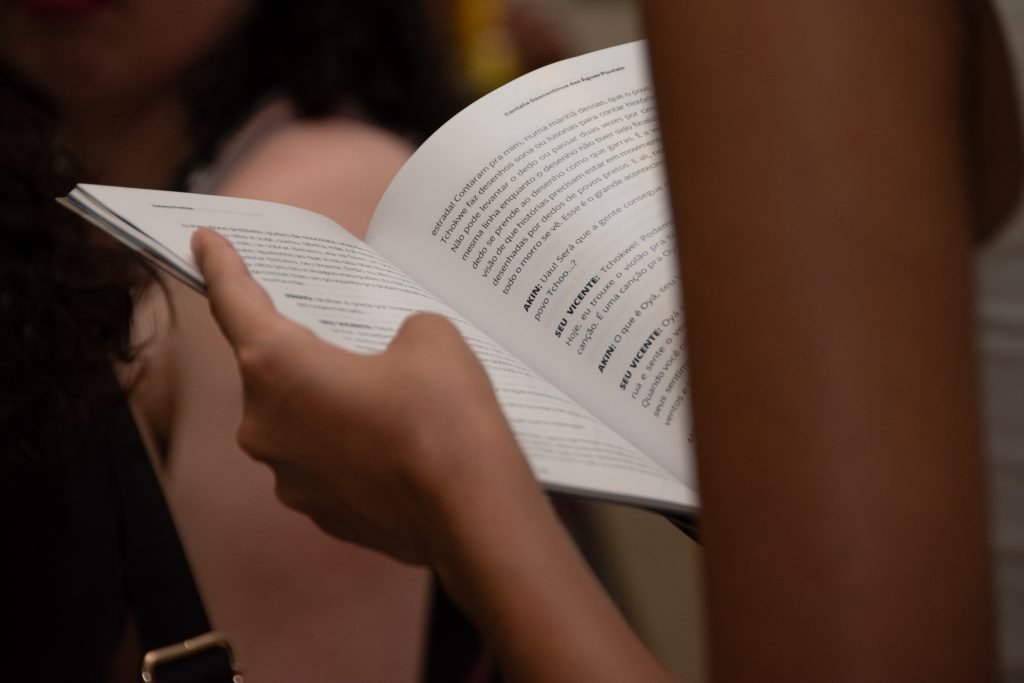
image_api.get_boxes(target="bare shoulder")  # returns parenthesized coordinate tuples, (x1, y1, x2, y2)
(215, 117, 414, 239)
(149, 116, 428, 680)
(154, 257, 428, 680)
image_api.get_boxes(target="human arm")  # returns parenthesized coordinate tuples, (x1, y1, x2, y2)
(641, 0, 1000, 679)
(128, 121, 430, 681)
(190, 227, 677, 683)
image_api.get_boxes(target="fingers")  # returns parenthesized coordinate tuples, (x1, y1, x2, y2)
(392, 313, 489, 374)
(390, 312, 464, 352)
(191, 228, 279, 348)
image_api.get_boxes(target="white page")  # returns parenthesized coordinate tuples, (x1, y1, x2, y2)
(57, 196, 202, 290)
(72, 184, 697, 513)
(367, 42, 695, 490)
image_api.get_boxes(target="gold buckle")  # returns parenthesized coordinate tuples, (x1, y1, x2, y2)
(141, 631, 243, 682)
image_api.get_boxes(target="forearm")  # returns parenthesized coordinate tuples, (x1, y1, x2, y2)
(643, 0, 993, 679)
(190, 225, 677, 681)
(421, 444, 675, 683)
(158, 283, 428, 680)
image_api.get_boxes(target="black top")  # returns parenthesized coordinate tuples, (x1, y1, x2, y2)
(2, 400, 216, 681)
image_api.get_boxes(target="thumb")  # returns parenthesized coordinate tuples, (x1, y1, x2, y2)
(191, 228, 278, 348)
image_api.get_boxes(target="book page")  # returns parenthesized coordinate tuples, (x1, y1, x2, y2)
(367, 42, 694, 490)
(70, 185, 696, 513)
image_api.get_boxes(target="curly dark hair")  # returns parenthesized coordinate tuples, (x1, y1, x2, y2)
(178, 0, 461, 185)
(0, 68, 151, 480)
(0, 0, 459, 477)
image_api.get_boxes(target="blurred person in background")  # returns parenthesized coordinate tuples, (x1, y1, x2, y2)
(0, 0, 457, 680)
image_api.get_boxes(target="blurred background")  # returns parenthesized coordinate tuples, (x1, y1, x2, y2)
(448, 0, 641, 95)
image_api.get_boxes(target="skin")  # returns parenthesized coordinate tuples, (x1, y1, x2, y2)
(643, 0, 1017, 679)
(132, 123, 429, 682)
(0, 0, 250, 187)
(191, 227, 675, 683)
(191, 0, 1020, 680)
(1, 1, 428, 680)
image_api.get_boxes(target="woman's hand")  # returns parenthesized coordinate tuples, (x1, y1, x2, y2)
(192, 229, 676, 682)
(190, 227, 531, 565)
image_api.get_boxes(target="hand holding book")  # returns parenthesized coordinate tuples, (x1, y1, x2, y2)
(191, 227, 538, 566)
(61, 41, 699, 519)
(190, 227, 676, 683)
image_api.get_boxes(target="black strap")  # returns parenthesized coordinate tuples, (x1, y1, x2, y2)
(108, 404, 238, 681)
(142, 649, 238, 683)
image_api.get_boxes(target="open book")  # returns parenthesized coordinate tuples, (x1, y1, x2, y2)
(61, 41, 698, 524)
